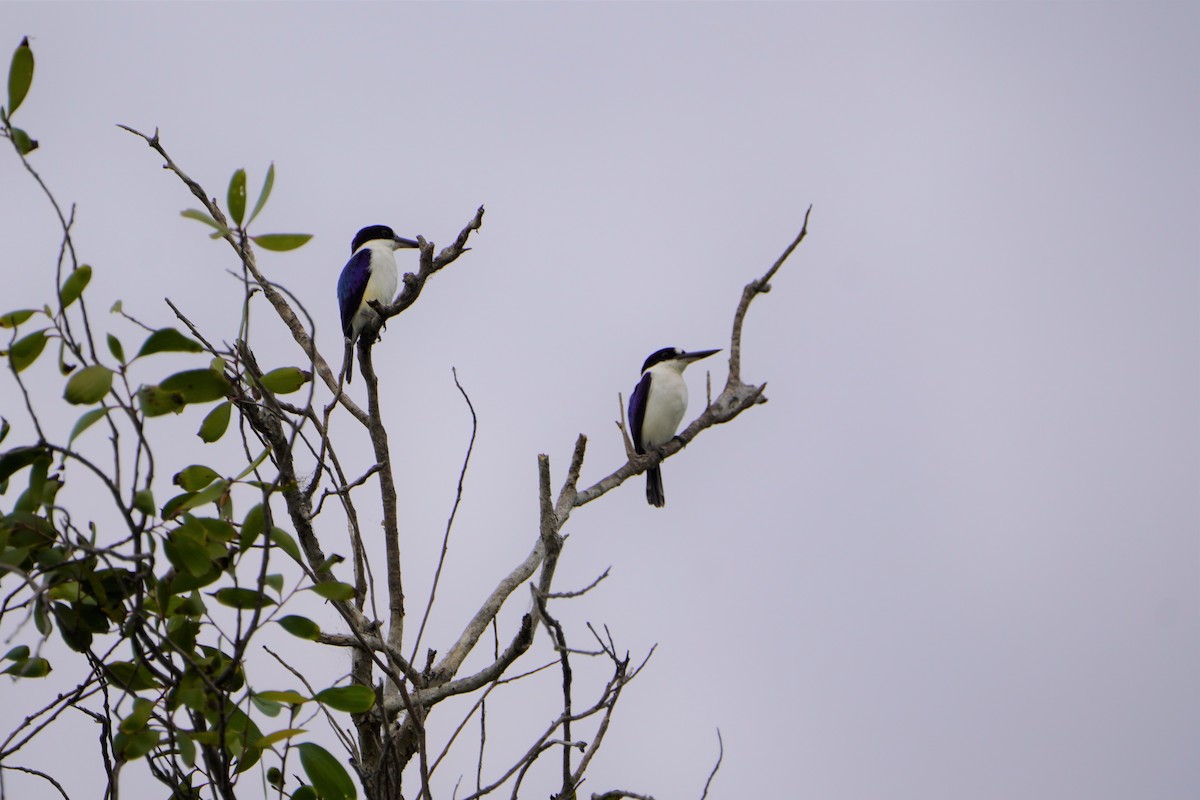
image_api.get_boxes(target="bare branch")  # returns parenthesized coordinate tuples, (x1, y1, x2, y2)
(411, 367, 479, 664)
(699, 729, 724, 800)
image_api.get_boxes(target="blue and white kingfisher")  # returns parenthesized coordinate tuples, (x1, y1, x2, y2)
(628, 347, 720, 507)
(336, 225, 419, 382)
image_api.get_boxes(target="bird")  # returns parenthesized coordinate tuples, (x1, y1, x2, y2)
(337, 224, 419, 382)
(628, 346, 720, 507)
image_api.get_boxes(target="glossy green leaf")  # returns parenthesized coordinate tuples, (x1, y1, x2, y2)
(9, 329, 47, 372)
(251, 233, 313, 252)
(136, 327, 203, 358)
(160, 368, 230, 404)
(59, 264, 92, 309)
(308, 581, 355, 602)
(292, 786, 318, 800)
(63, 365, 113, 405)
(259, 366, 310, 395)
(106, 333, 125, 363)
(181, 208, 228, 236)
(197, 401, 231, 443)
(174, 465, 221, 493)
(136, 384, 186, 417)
(278, 614, 321, 640)
(11, 127, 37, 155)
(227, 168, 247, 226)
(314, 685, 374, 714)
(0, 309, 36, 328)
(213, 587, 276, 610)
(6, 37, 33, 117)
(247, 162, 275, 225)
(298, 743, 356, 800)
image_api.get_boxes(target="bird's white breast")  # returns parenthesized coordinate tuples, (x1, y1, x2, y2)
(640, 366, 688, 448)
(351, 243, 399, 338)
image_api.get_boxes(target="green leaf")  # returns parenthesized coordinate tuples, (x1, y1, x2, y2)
(314, 685, 375, 714)
(256, 689, 308, 706)
(298, 743, 356, 800)
(63, 365, 113, 405)
(251, 233, 313, 252)
(68, 407, 109, 446)
(247, 162, 275, 225)
(9, 329, 48, 372)
(160, 369, 230, 404)
(106, 333, 125, 363)
(181, 208, 229, 236)
(177, 732, 196, 768)
(255, 728, 307, 748)
(197, 401, 231, 443)
(174, 465, 221, 492)
(269, 527, 302, 563)
(11, 127, 37, 155)
(117, 728, 160, 761)
(238, 503, 265, 551)
(293, 786, 318, 800)
(172, 479, 228, 516)
(133, 489, 155, 516)
(135, 327, 203, 358)
(59, 264, 92, 309)
(2, 645, 31, 662)
(6, 37, 33, 117)
(278, 615, 321, 640)
(234, 448, 271, 481)
(136, 384, 186, 416)
(213, 587, 276, 610)
(259, 366, 310, 395)
(0, 309, 36, 328)
(264, 573, 284, 594)
(104, 659, 161, 691)
(227, 168, 247, 227)
(119, 697, 154, 735)
(308, 581, 355, 602)
(165, 526, 213, 577)
(3, 656, 51, 678)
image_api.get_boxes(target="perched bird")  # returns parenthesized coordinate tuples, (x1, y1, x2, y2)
(337, 225, 419, 382)
(628, 347, 720, 507)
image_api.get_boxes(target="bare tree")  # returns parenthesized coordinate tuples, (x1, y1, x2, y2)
(0, 37, 810, 800)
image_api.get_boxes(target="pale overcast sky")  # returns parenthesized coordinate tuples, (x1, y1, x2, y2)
(1, 3, 1197, 799)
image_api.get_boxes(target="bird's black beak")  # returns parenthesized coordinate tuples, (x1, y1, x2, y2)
(683, 348, 721, 362)
(392, 236, 420, 250)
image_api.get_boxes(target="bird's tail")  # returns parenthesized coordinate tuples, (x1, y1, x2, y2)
(646, 466, 665, 508)
(343, 340, 355, 384)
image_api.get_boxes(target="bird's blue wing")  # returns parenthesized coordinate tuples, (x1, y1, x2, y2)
(337, 249, 372, 338)
(628, 372, 651, 454)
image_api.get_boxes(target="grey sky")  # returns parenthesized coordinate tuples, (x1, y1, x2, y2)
(1, 2, 1197, 799)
